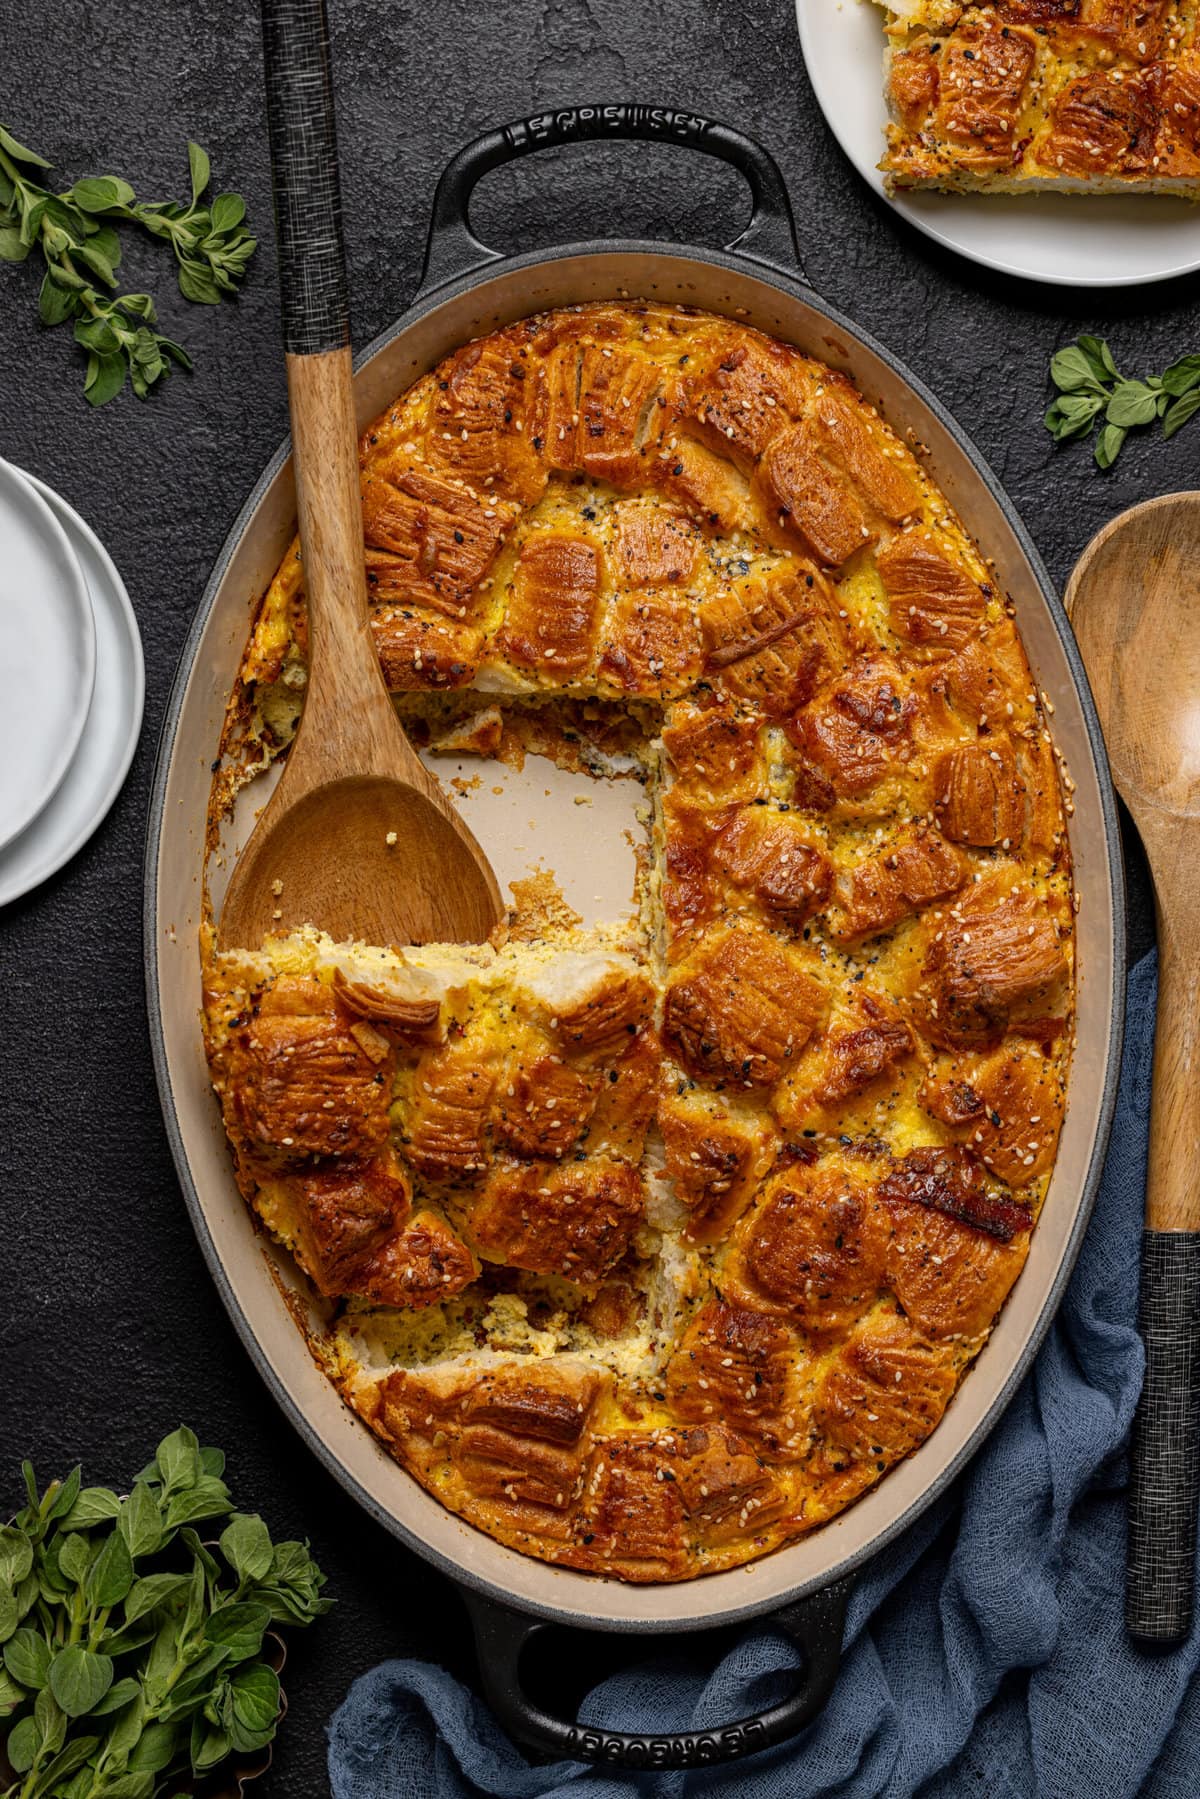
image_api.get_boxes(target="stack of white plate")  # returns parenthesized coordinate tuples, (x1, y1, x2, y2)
(0, 458, 144, 907)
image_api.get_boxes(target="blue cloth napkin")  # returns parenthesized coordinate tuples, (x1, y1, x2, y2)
(329, 954, 1200, 1798)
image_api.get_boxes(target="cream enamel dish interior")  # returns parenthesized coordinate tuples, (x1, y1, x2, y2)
(148, 246, 1123, 1631)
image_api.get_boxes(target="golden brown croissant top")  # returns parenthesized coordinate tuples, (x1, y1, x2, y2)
(205, 301, 1074, 1583)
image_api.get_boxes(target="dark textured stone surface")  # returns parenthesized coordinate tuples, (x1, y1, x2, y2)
(0, 0, 1162, 1789)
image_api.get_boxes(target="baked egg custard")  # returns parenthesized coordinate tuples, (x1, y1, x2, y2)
(203, 302, 1075, 1582)
(874, 1, 1200, 194)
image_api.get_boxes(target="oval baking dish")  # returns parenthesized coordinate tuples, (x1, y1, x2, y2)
(146, 106, 1125, 1768)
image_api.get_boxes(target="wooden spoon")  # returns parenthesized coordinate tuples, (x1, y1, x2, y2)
(1066, 492, 1200, 1647)
(218, 0, 503, 952)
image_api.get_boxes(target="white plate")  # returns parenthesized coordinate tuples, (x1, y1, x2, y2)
(796, 0, 1200, 287)
(0, 459, 95, 850)
(0, 470, 144, 906)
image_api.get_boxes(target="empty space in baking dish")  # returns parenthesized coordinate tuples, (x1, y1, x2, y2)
(206, 705, 650, 935)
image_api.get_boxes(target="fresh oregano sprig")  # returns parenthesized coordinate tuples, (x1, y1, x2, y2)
(0, 1427, 330, 1798)
(1045, 333, 1200, 470)
(71, 143, 257, 309)
(0, 125, 256, 406)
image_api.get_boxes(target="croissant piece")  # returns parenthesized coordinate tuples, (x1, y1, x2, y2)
(360, 467, 517, 617)
(332, 967, 443, 1040)
(878, 1146, 1034, 1244)
(728, 1157, 888, 1337)
(664, 925, 829, 1088)
(658, 1079, 778, 1240)
(833, 825, 968, 941)
(224, 976, 394, 1165)
(877, 530, 986, 654)
(813, 389, 921, 522)
(812, 1310, 959, 1469)
(919, 1041, 1065, 1187)
(290, 1152, 412, 1296)
(499, 533, 604, 678)
(665, 1298, 808, 1449)
(403, 1036, 495, 1180)
(349, 1208, 479, 1309)
(757, 422, 873, 568)
(470, 1157, 646, 1284)
(933, 737, 1026, 848)
(661, 703, 764, 797)
(921, 876, 1069, 1048)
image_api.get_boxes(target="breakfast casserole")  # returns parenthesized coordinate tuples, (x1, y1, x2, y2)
(873, 1, 1200, 194)
(203, 301, 1075, 1582)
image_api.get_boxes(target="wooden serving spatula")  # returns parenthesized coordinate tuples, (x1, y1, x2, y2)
(218, 0, 503, 952)
(1066, 493, 1200, 1647)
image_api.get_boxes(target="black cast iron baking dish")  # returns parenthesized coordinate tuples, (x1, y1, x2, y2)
(145, 104, 1126, 1770)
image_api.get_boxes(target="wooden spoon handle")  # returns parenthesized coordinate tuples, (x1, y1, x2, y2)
(1127, 935, 1200, 1643)
(283, 346, 386, 726)
(261, 0, 349, 357)
(260, 0, 415, 747)
(1145, 927, 1200, 1234)
(1127, 1231, 1200, 1644)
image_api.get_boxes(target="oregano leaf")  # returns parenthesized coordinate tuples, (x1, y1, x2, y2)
(32, 1732, 101, 1789)
(4, 1626, 51, 1689)
(163, 1474, 233, 1529)
(6, 1710, 40, 1773)
(228, 1660, 280, 1734)
(0, 125, 252, 403)
(1077, 333, 1118, 380)
(190, 1713, 232, 1773)
(1094, 422, 1127, 470)
(127, 1717, 180, 1773)
(1046, 335, 1200, 467)
(187, 140, 211, 204)
(57, 1533, 92, 1584)
(0, 123, 52, 167)
(1163, 387, 1200, 439)
(0, 1433, 325, 1787)
(86, 1528, 134, 1609)
(155, 1428, 201, 1496)
(119, 1482, 164, 1560)
(210, 192, 245, 234)
(47, 1467, 83, 1522)
(49, 1645, 114, 1717)
(124, 1571, 189, 1627)
(220, 1515, 273, 1585)
(1162, 352, 1200, 397)
(0, 1527, 34, 1587)
(58, 1488, 122, 1533)
(1106, 380, 1159, 428)
(203, 1601, 270, 1663)
(177, 261, 222, 305)
(0, 1666, 25, 1717)
(91, 1674, 141, 1716)
(83, 349, 128, 407)
(1050, 345, 1106, 394)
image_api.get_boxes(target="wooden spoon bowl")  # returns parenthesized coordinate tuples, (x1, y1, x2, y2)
(217, 352, 503, 952)
(218, 9, 502, 955)
(1066, 491, 1200, 1647)
(1067, 491, 1200, 1221)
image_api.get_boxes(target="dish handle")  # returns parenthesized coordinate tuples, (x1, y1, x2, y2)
(416, 103, 806, 297)
(459, 1578, 850, 1770)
